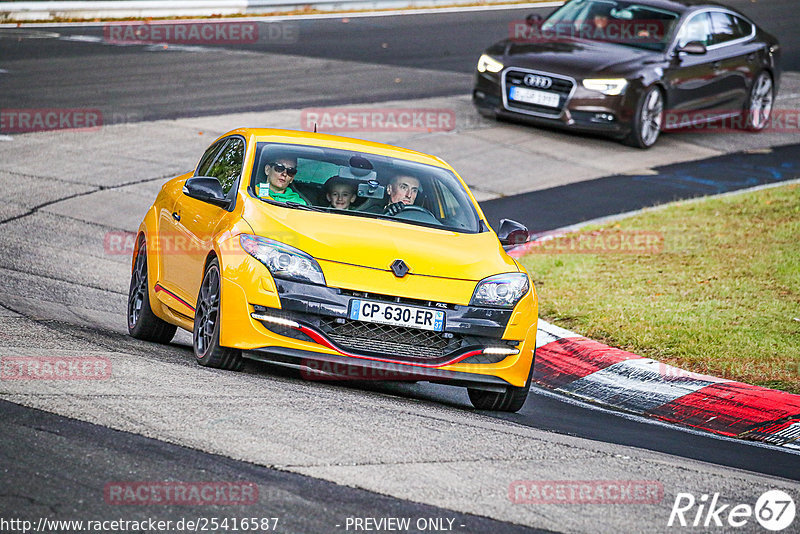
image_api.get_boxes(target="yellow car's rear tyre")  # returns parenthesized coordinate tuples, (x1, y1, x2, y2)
(127, 239, 177, 344)
(193, 258, 243, 371)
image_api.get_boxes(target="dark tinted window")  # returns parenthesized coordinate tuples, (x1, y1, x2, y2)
(676, 12, 712, 48)
(710, 12, 740, 45)
(206, 138, 245, 195)
(541, 0, 680, 52)
(196, 141, 226, 177)
(734, 16, 753, 39)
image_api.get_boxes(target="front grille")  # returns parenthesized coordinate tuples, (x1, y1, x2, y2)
(253, 305, 517, 365)
(320, 317, 459, 361)
(504, 69, 574, 117)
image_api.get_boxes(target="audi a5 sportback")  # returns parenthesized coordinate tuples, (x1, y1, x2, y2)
(473, 0, 780, 147)
(128, 128, 538, 412)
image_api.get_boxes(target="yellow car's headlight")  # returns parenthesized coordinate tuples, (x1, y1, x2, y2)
(240, 234, 326, 286)
(470, 273, 529, 308)
(477, 54, 504, 73)
(582, 78, 629, 96)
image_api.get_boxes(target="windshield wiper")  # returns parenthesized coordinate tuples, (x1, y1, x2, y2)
(284, 201, 327, 212)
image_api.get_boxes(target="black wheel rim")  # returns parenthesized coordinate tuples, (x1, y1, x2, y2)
(640, 89, 663, 147)
(194, 265, 220, 356)
(127, 244, 148, 329)
(749, 74, 773, 130)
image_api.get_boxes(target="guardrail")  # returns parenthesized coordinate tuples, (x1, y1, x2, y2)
(0, 0, 550, 22)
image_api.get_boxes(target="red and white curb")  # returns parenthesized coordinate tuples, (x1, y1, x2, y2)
(533, 320, 800, 449)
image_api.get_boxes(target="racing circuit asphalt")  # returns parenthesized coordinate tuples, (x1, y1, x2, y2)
(2, 2, 800, 532)
(1, 0, 798, 122)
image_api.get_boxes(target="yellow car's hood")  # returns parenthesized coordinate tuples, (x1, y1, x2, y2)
(242, 203, 518, 282)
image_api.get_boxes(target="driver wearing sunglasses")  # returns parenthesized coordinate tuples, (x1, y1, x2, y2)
(256, 157, 307, 205)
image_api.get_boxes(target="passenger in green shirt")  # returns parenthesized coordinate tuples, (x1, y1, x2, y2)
(256, 157, 307, 205)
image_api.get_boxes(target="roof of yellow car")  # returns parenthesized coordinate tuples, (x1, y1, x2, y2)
(221, 127, 451, 169)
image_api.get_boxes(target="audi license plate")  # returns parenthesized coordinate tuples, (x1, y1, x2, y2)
(349, 299, 445, 332)
(509, 86, 560, 108)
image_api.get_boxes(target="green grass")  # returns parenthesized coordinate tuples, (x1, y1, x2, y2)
(520, 183, 800, 394)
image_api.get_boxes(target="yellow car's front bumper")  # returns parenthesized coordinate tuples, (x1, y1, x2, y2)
(217, 238, 538, 389)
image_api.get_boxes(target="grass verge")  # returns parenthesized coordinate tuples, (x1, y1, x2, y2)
(520, 182, 800, 394)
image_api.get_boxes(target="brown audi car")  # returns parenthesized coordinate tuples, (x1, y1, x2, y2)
(473, 0, 780, 148)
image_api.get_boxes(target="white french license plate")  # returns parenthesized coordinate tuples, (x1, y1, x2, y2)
(349, 299, 445, 332)
(509, 86, 560, 108)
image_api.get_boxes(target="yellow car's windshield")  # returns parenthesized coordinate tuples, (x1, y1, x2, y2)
(249, 142, 482, 233)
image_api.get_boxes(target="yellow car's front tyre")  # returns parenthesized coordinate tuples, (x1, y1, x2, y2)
(193, 258, 243, 371)
(128, 239, 177, 344)
(468, 384, 530, 412)
(467, 348, 534, 412)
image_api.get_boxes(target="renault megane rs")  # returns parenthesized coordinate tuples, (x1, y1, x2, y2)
(127, 129, 538, 412)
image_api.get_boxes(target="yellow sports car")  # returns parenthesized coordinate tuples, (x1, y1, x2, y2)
(127, 128, 538, 411)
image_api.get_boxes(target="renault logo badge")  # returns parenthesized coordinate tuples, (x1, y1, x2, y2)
(391, 259, 409, 278)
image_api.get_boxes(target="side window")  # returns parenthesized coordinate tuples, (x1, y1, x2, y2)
(206, 138, 245, 196)
(676, 12, 712, 48)
(438, 182, 460, 218)
(709, 12, 739, 45)
(196, 141, 225, 177)
(734, 16, 753, 39)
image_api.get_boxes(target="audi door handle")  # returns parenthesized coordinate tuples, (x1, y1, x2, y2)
(172, 212, 181, 222)
(712, 61, 721, 70)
